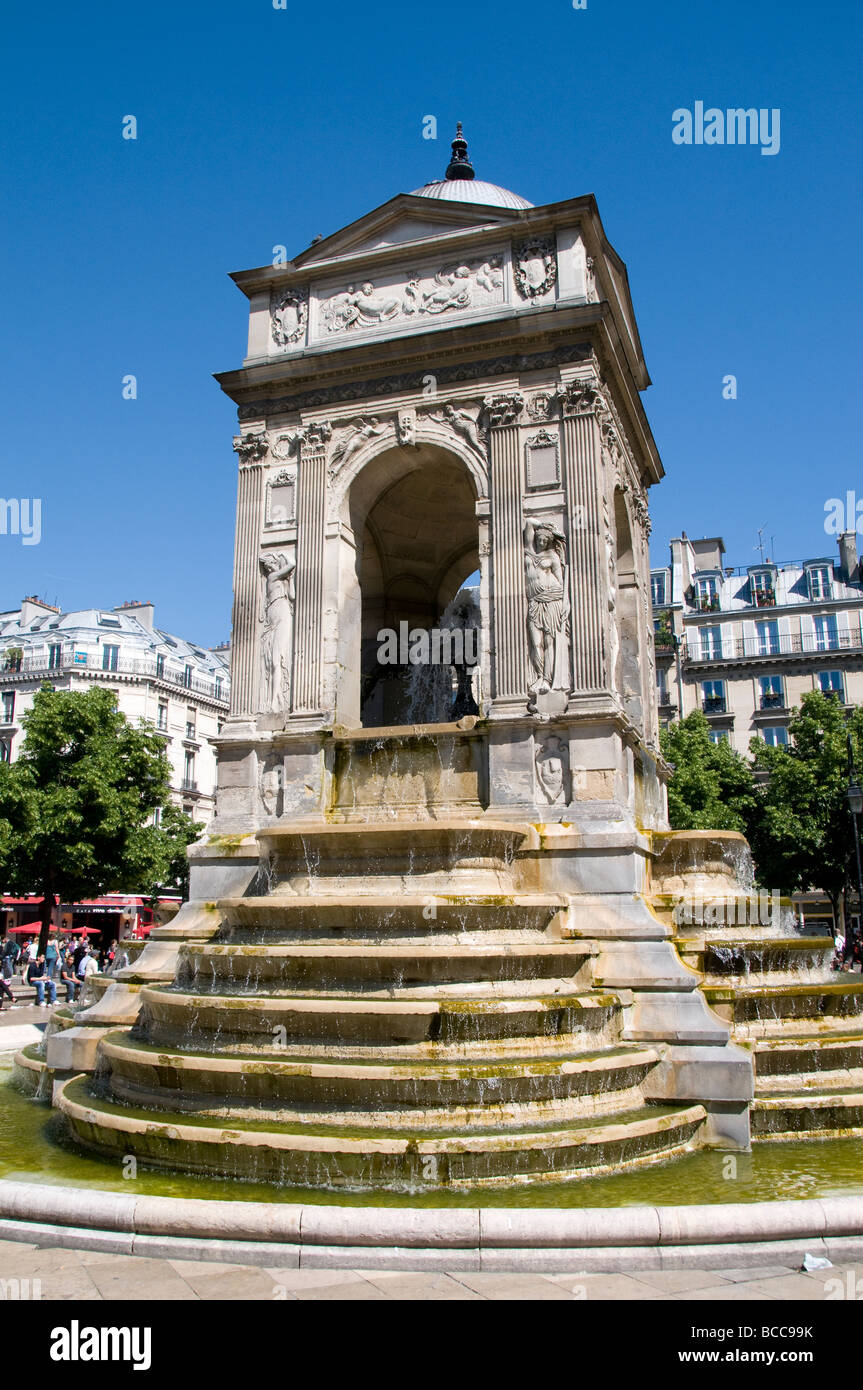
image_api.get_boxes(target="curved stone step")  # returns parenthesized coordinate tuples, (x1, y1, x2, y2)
(679, 937, 834, 987)
(704, 980, 863, 1034)
(754, 1033, 863, 1093)
(179, 940, 596, 991)
(752, 1087, 863, 1138)
(137, 985, 622, 1048)
(219, 896, 567, 936)
(98, 1032, 660, 1117)
(57, 1075, 705, 1189)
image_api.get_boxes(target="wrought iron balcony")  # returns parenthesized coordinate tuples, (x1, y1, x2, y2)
(702, 697, 727, 714)
(1, 653, 228, 703)
(685, 629, 860, 663)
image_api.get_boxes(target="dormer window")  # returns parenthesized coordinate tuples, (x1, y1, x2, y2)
(750, 569, 776, 608)
(807, 564, 832, 601)
(651, 573, 667, 607)
(695, 576, 720, 612)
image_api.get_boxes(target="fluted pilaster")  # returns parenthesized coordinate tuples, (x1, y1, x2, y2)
(229, 434, 268, 715)
(561, 387, 605, 691)
(486, 393, 527, 699)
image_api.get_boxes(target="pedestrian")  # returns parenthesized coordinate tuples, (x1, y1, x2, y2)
(59, 957, 79, 1003)
(26, 955, 57, 1007)
(0, 973, 14, 1010)
(1, 936, 18, 981)
(45, 936, 59, 981)
(72, 936, 89, 977)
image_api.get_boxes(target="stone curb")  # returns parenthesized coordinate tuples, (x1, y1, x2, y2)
(2, 1180, 863, 1270)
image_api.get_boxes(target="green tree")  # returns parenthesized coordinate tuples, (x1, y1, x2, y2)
(0, 684, 172, 946)
(135, 803, 204, 902)
(747, 691, 863, 925)
(660, 710, 756, 831)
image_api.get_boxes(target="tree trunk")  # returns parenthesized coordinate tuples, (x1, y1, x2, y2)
(37, 882, 55, 955)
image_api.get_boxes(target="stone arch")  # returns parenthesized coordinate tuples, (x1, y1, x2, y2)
(330, 411, 488, 521)
(334, 438, 483, 727)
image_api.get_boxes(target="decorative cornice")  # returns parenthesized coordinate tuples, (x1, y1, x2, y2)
(236, 343, 592, 421)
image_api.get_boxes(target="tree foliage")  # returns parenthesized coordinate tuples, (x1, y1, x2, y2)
(660, 710, 756, 831)
(0, 685, 202, 942)
(746, 692, 863, 913)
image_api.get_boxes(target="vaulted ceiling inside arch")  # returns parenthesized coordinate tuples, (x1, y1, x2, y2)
(360, 456, 478, 627)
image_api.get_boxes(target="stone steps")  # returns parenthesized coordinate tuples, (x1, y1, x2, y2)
(179, 940, 596, 990)
(98, 1031, 659, 1117)
(219, 895, 567, 935)
(752, 1087, 863, 1139)
(57, 1074, 706, 1189)
(138, 983, 622, 1047)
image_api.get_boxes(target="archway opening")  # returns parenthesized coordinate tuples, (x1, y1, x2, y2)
(345, 445, 480, 727)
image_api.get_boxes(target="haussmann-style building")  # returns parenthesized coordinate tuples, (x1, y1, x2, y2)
(0, 596, 230, 825)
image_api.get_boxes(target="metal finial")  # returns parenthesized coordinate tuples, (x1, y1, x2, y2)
(445, 122, 475, 181)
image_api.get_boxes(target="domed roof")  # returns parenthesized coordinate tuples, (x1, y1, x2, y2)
(411, 179, 533, 210)
(410, 124, 533, 211)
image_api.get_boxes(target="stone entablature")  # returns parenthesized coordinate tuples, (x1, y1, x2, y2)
(230, 195, 621, 370)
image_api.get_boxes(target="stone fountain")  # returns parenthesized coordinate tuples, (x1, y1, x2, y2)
(25, 131, 861, 1194)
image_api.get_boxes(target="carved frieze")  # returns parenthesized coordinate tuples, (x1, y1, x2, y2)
(514, 237, 558, 300)
(319, 256, 503, 337)
(237, 342, 592, 420)
(270, 286, 309, 348)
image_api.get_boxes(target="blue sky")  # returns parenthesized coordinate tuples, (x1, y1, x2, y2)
(1, 0, 860, 643)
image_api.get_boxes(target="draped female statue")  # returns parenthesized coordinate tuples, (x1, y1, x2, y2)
(260, 552, 296, 713)
(524, 520, 570, 698)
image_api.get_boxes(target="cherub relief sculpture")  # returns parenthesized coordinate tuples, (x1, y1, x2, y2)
(330, 417, 388, 475)
(535, 735, 570, 805)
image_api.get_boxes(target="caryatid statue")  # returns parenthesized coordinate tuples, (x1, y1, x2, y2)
(259, 552, 296, 713)
(524, 520, 570, 699)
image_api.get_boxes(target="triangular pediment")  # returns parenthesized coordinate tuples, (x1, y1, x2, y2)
(293, 194, 524, 268)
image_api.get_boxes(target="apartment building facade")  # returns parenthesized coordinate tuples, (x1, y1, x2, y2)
(0, 597, 230, 825)
(650, 531, 863, 756)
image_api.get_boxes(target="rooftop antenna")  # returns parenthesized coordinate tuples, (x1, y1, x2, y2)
(755, 524, 768, 565)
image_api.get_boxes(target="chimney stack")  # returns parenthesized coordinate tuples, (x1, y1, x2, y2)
(116, 600, 155, 631)
(839, 532, 858, 583)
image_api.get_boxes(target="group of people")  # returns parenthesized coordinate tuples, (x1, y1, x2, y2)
(0, 933, 117, 1010)
(832, 932, 863, 972)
